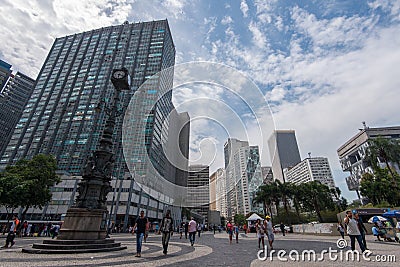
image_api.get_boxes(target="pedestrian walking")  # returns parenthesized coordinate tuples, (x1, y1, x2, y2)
(51, 224, 60, 239)
(197, 223, 202, 237)
(344, 210, 365, 252)
(354, 213, 368, 249)
(144, 220, 151, 243)
(159, 210, 174, 255)
(184, 221, 189, 239)
(279, 222, 285, 236)
(132, 210, 148, 257)
(226, 220, 234, 244)
(188, 217, 197, 246)
(337, 222, 345, 239)
(265, 216, 274, 250)
(179, 222, 184, 239)
(1, 215, 20, 248)
(255, 219, 265, 249)
(234, 223, 239, 243)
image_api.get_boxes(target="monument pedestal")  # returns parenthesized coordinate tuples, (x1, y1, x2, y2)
(22, 208, 127, 254)
(58, 208, 107, 240)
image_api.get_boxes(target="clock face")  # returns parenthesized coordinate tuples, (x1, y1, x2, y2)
(113, 70, 126, 79)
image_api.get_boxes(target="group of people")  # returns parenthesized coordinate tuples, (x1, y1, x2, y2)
(1, 215, 62, 249)
(131, 210, 206, 257)
(131, 210, 177, 257)
(340, 210, 400, 252)
(225, 220, 240, 244)
(340, 210, 368, 252)
(254, 216, 274, 251)
(178, 219, 203, 240)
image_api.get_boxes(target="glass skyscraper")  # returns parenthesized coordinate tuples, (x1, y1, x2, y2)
(0, 20, 186, 227)
(0, 20, 175, 180)
(0, 68, 35, 157)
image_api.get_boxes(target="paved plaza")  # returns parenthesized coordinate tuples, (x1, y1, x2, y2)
(1, 232, 399, 267)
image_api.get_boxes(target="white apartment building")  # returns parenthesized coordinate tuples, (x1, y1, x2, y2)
(284, 157, 336, 189)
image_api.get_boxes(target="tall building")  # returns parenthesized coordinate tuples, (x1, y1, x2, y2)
(209, 171, 217, 211)
(187, 165, 210, 220)
(0, 20, 185, 227)
(0, 59, 12, 90)
(284, 157, 336, 189)
(215, 168, 227, 218)
(210, 168, 227, 217)
(261, 166, 274, 184)
(224, 138, 262, 218)
(337, 125, 400, 195)
(0, 70, 35, 156)
(268, 130, 301, 182)
(165, 109, 190, 187)
(224, 138, 248, 218)
(1, 20, 175, 176)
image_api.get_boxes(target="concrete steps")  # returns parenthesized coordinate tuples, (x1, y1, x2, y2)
(22, 239, 127, 254)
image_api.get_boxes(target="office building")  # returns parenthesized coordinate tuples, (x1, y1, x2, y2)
(0, 70, 35, 156)
(224, 138, 248, 218)
(0, 20, 185, 227)
(284, 157, 336, 189)
(261, 166, 273, 184)
(187, 165, 210, 220)
(337, 125, 400, 194)
(0, 59, 12, 90)
(224, 138, 262, 218)
(268, 130, 301, 182)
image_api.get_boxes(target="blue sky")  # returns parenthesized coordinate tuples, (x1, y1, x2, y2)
(1, 0, 400, 201)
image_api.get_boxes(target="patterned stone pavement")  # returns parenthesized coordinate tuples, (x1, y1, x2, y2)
(1, 232, 399, 267)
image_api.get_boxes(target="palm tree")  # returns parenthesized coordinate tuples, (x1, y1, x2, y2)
(253, 184, 274, 217)
(276, 180, 291, 216)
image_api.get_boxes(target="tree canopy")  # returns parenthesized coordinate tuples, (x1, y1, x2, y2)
(253, 180, 341, 223)
(0, 154, 60, 219)
(361, 136, 400, 205)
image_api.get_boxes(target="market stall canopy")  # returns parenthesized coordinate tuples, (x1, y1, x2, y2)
(382, 210, 400, 218)
(367, 216, 388, 223)
(246, 213, 264, 221)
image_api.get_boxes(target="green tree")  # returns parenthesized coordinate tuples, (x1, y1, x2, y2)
(360, 169, 400, 206)
(1, 154, 60, 221)
(0, 172, 24, 219)
(253, 184, 273, 216)
(299, 181, 335, 223)
(234, 214, 246, 226)
(367, 136, 400, 186)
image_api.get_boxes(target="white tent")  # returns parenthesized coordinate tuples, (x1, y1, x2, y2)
(246, 213, 264, 221)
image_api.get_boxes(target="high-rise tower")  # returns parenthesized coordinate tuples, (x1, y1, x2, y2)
(0, 20, 176, 182)
(0, 68, 35, 157)
(268, 130, 301, 182)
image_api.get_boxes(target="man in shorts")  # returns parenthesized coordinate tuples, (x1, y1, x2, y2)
(265, 216, 274, 250)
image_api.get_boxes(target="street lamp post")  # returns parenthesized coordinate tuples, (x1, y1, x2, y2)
(23, 68, 131, 254)
(57, 68, 130, 240)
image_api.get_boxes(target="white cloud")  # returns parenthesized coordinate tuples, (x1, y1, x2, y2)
(266, 86, 286, 102)
(291, 6, 377, 52)
(221, 15, 233, 25)
(240, 0, 249, 18)
(248, 21, 267, 48)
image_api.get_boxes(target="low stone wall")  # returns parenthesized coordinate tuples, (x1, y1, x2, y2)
(292, 223, 338, 236)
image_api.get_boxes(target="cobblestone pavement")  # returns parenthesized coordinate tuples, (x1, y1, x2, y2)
(0, 232, 399, 267)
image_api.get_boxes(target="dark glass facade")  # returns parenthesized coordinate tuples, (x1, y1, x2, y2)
(0, 71, 35, 157)
(0, 20, 176, 182)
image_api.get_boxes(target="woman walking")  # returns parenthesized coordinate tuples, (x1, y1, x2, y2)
(256, 219, 265, 249)
(226, 220, 234, 244)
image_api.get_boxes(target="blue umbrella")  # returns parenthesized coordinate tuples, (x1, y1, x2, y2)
(383, 210, 400, 218)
